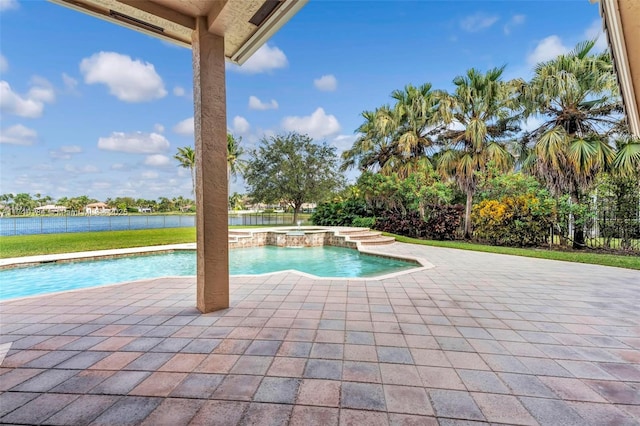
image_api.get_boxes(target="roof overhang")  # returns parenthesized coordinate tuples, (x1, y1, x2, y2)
(48, 0, 307, 65)
(598, 0, 640, 136)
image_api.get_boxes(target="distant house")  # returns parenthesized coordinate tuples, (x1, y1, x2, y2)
(138, 207, 152, 213)
(85, 202, 110, 215)
(34, 205, 67, 214)
(301, 203, 317, 213)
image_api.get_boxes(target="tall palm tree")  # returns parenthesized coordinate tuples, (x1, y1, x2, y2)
(227, 133, 246, 210)
(436, 66, 519, 238)
(342, 84, 440, 177)
(227, 133, 245, 183)
(341, 109, 395, 174)
(519, 40, 621, 248)
(174, 146, 196, 195)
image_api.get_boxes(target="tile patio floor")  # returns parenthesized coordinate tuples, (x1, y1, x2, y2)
(1, 242, 639, 425)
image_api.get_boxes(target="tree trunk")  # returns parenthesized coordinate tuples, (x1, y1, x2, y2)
(571, 192, 585, 250)
(464, 189, 473, 239)
(293, 205, 300, 225)
(191, 167, 196, 196)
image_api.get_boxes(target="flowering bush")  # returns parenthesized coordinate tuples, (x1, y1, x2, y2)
(472, 195, 553, 246)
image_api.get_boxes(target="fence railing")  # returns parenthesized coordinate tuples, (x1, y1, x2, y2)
(0, 212, 301, 236)
(0, 215, 196, 236)
(551, 213, 640, 252)
(229, 213, 296, 226)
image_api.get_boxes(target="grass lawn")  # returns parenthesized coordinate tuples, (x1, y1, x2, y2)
(384, 233, 640, 271)
(0, 228, 197, 259)
(0, 224, 301, 259)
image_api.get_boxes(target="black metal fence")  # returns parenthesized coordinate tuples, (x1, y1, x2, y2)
(229, 213, 297, 226)
(0, 213, 302, 236)
(550, 197, 640, 253)
(0, 215, 196, 236)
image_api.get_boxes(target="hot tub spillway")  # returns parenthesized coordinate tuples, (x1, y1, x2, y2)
(285, 230, 306, 247)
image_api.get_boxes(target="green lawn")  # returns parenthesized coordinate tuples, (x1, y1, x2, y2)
(0, 224, 300, 259)
(0, 228, 197, 258)
(384, 233, 640, 270)
(2, 227, 638, 270)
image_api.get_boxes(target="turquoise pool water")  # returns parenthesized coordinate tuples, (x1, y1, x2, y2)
(0, 246, 417, 300)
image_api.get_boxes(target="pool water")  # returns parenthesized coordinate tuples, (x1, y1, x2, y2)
(0, 246, 417, 300)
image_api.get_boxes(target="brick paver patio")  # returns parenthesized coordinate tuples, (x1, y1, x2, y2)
(1, 242, 639, 425)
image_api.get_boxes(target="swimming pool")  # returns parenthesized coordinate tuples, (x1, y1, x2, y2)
(0, 246, 419, 300)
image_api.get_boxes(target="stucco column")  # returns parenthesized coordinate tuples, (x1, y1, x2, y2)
(192, 16, 229, 313)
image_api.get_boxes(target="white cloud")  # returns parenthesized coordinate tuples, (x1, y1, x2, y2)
(173, 86, 186, 97)
(80, 51, 167, 102)
(460, 12, 499, 33)
(0, 54, 7, 73)
(154, 123, 165, 133)
(232, 116, 250, 134)
(231, 44, 288, 74)
(141, 171, 159, 179)
(585, 19, 608, 51)
(522, 116, 544, 133)
(332, 134, 357, 152)
(49, 151, 71, 160)
(504, 14, 525, 35)
(62, 73, 78, 92)
(144, 154, 170, 167)
(92, 181, 112, 190)
(28, 77, 55, 103)
(248, 95, 278, 110)
(173, 117, 194, 136)
(0, 78, 55, 118)
(527, 35, 569, 65)
(314, 74, 338, 92)
(50, 145, 83, 160)
(0, 0, 19, 12)
(281, 107, 341, 139)
(98, 131, 170, 154)
(60, 145, 82, 153)
(0, 124, 37, 145)
(111, 163, 125, 170)
(64, 164, 99, 173)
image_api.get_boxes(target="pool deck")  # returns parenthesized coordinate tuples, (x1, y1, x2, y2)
(1, 241, 639, 425)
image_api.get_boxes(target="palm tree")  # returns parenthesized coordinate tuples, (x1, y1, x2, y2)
(174, 146, 196, 194)
(227, 133, 245, 183)
(341, 109, 395, 174)
(227, 133, 246, 210)
(519, 40, 621, 248)
(612, 136, 640, 176)
(436, 66, 519, 238)
(342, 84, 440, 177)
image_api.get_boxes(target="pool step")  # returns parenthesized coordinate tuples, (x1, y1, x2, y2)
(346, 231, 383, 240)
(340, 228, 396, 245)
(358, 236, 396, 245)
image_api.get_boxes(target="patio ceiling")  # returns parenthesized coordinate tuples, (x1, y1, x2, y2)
(599, 0, 640, 136)
(49, 0, 307, 64)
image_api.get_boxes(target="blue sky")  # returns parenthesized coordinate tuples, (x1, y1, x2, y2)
(0, 0, 606, 201)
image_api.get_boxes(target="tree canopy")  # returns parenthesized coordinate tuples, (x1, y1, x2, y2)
(244, 132, 344, 223)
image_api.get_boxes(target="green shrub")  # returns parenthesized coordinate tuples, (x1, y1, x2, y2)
(352, 217, 376, 228)
(472, 195, 553, 247)
(311, 199, 368, 226)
